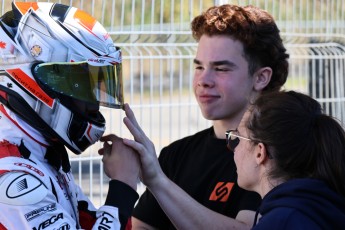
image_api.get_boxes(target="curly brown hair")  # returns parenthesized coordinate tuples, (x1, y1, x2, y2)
(191, 4, 289, 92)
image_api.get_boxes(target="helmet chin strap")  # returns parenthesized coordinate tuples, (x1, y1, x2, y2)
(45, 142, 71, 173)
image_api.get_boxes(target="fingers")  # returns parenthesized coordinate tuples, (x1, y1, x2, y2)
(98, 141, 110, 156)
(99, 104, 155, 160)
(123, 103, 139, 127)
(123, 104, 145, 138)
(98, 134, 122, 156)
(123, 104, 151, 147)
(100, 134, 120, 143)
(99, 103, 161, 187)
(122, 137, 144, 155)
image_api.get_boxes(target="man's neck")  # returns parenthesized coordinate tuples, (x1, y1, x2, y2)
(212, 120, 240, 139)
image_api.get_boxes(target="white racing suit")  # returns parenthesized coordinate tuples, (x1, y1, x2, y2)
(0, 107, 139, 230)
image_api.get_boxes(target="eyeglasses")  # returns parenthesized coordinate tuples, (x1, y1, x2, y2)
(225, 130, 252, 152)
(226, 129, 273, 159)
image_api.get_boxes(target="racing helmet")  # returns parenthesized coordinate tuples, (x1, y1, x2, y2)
(0, 1, 124, 154)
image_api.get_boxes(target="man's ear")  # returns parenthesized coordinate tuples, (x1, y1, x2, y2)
(253, 67, 272, 91)
(255, 143, 270, 165)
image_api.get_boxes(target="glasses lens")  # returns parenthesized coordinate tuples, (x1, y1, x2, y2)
(33, 61, 124, 109)
(226, 131, 240, 152)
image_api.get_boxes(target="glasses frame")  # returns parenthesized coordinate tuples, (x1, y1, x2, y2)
(225, 130, 252, 152)
(225, 129, 273, 159)
(226, 131, 251, 141)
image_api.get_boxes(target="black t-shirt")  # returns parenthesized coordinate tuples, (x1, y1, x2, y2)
(133, 127, 261, 229)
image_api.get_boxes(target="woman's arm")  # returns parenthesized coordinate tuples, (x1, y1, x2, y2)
(122, 103, 254, 230)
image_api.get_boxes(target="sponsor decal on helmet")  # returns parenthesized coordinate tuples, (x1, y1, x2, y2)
(30, 45, 42, 57)
(87, 58, 106, 65)
(5, 68, 54, 108)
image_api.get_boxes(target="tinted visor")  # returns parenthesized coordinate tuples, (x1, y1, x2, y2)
(33, 61, 124, 108)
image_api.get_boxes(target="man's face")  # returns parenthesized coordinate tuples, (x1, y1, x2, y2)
(193, 35, 257, 123)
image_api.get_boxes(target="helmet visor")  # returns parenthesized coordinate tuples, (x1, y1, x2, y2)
(33, 61, 124, 108)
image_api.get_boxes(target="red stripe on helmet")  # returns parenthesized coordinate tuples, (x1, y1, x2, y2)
(5, 68, 54, 108)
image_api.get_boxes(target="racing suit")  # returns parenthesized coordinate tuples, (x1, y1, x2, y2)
(0, 105, 139, 230)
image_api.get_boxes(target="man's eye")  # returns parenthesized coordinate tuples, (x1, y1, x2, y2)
(195, 66, 204, 70)
(215, 68, 229, 72)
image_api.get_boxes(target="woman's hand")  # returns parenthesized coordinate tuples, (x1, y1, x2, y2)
(122, 103, 165, 188)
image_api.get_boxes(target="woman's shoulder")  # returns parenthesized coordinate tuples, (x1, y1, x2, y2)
(254, 208, 321, 230)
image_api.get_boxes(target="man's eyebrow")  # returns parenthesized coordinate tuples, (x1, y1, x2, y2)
(211, 60, 237, 67)
(194, 59, 201, 65)
(193, 59, 237, 68)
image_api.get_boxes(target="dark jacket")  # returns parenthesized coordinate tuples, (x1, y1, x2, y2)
(253, 178, 345, 230)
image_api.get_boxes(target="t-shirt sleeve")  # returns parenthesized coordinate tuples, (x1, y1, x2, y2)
(132, 147, 172, 228)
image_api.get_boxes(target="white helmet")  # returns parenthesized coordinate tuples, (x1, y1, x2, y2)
(0, 1, 124, 154)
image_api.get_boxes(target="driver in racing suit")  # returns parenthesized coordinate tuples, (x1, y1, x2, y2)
(0, 1, 139, 229)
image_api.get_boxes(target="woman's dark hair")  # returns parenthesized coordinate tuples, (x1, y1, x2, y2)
(191, 4, 289, 92)
(247, 90, 345, 197)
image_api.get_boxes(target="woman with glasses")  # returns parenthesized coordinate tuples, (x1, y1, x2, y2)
(103, 90, 345, 229)
(226, 90, 345, 229)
